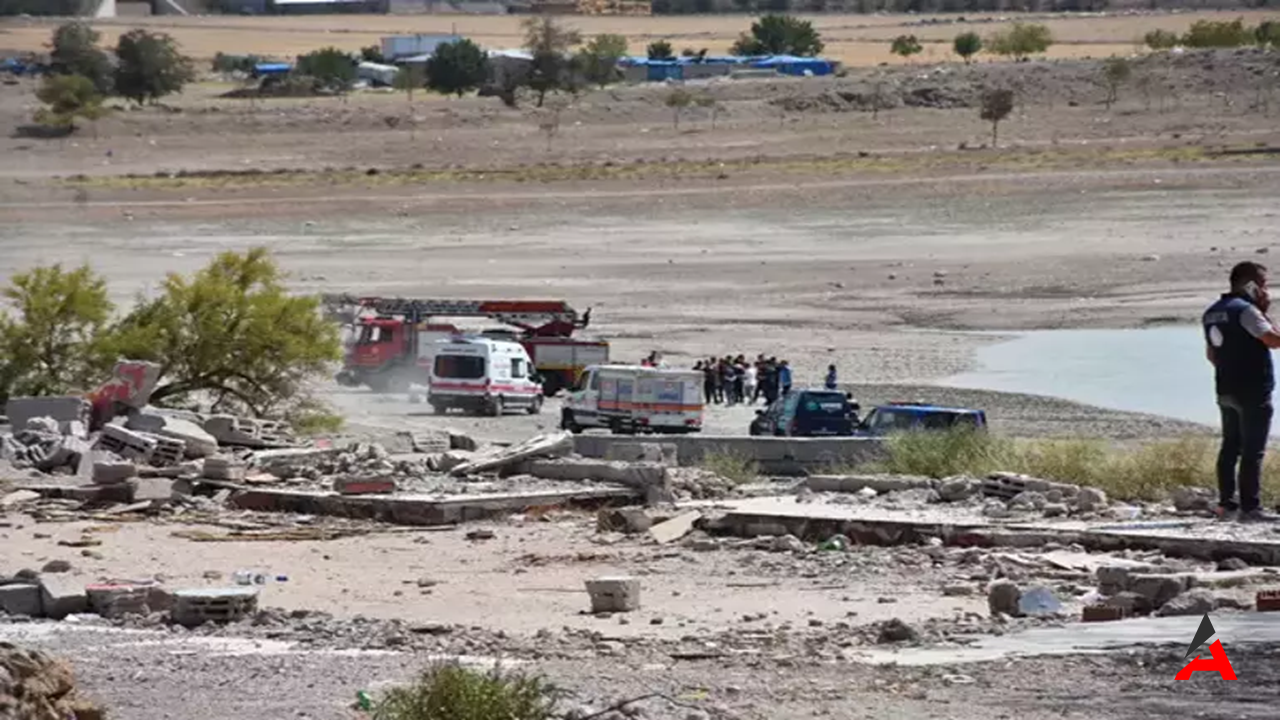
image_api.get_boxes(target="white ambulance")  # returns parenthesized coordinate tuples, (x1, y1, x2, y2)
(561, 364, 703, 435)
(424, 337, 544, 416)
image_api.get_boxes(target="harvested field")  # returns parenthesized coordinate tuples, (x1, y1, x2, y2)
(2, 10, 1279, 64)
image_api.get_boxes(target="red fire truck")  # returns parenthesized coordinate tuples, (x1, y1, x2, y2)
(322, 295, 609, 396)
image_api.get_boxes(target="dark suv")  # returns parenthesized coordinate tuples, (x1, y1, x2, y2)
(749, 389, 859, 437)
(855, 402, 987, 436)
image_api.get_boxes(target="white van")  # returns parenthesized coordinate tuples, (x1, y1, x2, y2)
(426, 337, 543, 416)
(561, 364, 703, 434)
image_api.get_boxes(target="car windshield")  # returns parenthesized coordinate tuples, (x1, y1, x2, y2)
(796, 392, 849, 416)
(434, 355, 485, 379)
(866, 408, 978, 432)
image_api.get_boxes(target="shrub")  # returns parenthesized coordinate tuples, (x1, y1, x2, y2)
(371, 662, 561, 720)
(873, 427, 1280, 501)
(1143, 29, 1179, 50)
(647, 39, 675, 60)
(296, 47, 356, 92)
(987, 22, 1053, 61)
(1181, 19, 1253, 49)
(701, 448, 759, 485)
(890, 34, 923, 60)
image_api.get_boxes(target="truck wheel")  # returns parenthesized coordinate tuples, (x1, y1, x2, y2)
(527, 395, 543, 415)
(488, 396, 504, 417)
(560, 409, 580, 433)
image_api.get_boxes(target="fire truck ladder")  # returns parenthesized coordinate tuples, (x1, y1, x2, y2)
(319, 294, 589, 333)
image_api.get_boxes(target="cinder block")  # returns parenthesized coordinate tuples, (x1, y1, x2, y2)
(171, 587, 258, 627)
(127, 412, 218, 459)
(0, 583, 44, 617)
(132, 477, 174, 503)
(585, 576, 640, 613)
(202, 456, 247, 481)
(40, 576, 88, 619)
(97, 425, 157, 462)
(93, 458, 138, 485)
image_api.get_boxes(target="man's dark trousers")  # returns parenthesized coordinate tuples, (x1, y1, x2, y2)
(1217, 393, 1273, 513)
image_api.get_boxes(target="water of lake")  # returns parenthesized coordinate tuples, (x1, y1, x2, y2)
(940, 326, 1226, 429)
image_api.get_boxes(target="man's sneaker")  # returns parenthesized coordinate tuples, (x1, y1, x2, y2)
(1238, 509, 1280, 523)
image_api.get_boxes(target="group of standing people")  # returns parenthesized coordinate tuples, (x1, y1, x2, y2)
(695, 355, 794, 406)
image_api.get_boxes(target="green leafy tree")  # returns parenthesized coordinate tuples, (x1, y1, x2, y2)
(980, 88, 1014, 147)
(49, 22, 114, 95)
(1100, 56, 1132, 109)
(1181, 19, 1253, 49)
(522, 16, 582, 108)
(360, 45, 385, 63)
(34, 73, 108, 133)
(731, 14, 824, 58)
(114, 29, 196, 105)
(647, 39, 675, 60)
(0, 264, 117, 404)
(890, 34, 923, 61)
(987, 22, 1053, 61)
(112, 248, 342, 417)
(953, 31, 982, 63)
(665, 87, 694, 129)
(1143, 29, 1179, 50)
(296, 47, 357, 93)
(426, 39, 490, 97)
(577, 33, 627, 88)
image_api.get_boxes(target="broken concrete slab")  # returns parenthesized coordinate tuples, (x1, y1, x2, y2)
(596, 507, 652, 534)
(250, 447, 344, 475)
(405, 430, 450, 454)
(36, 434, 92, 472)
(803, 474, 934, 494)
(649, 510, 701, 544)
(585, 576, 640, 613)
(1155, 588, 1218, 617)
(229, 485, 637, 526)
(604, 442, 678, 466)
(447, 429, 478, 452)
(96, 425, 157, 463)
(204, 415, 283, 449)
(0, 490, 41, 508)
(126, 411, 218, 458)
(4, 396, 90, 435)
(449, 432, 573, 477)
(527, 458, 673, 504)
(574, 435, 887, 474)
(0, 584, 43, 617)
(426, 451, 473, 473)
(39, 576, 88, 620)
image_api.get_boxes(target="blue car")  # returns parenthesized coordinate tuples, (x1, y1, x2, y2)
(749, 389, 859, 437)
(856, 402, 987, 436)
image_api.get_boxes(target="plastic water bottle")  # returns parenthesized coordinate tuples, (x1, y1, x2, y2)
(232, 570, 288, 586)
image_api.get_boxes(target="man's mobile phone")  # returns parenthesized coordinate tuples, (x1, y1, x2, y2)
(1244, 281, 1261, 301)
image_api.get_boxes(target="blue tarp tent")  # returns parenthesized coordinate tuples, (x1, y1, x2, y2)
(748, 55, 835, 76)
(252, 62, 293, 78)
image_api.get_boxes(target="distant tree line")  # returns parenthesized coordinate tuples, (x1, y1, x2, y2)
(649, 0, 1280, 13)
(0, 0, 89, 13)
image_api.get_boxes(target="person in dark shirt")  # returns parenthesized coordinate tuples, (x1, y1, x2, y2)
(1203, 261, 1280, 522)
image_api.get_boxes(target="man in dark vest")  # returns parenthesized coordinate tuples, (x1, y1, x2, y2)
(1203, 261, 1280, 521)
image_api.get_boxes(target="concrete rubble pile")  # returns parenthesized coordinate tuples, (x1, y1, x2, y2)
(0, 643, 102, 720)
